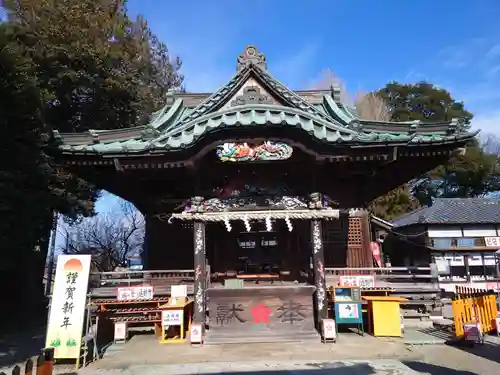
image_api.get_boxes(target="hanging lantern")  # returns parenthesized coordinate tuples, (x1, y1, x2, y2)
(224, 216, 232, 232)
(285, 216, 293, 232)
(243, 215, 251, 232)
(266, 216, 272, 232)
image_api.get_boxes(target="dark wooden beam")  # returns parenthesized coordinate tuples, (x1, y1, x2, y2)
(193, 221, 207, 325)
(311, 220, 327, 324)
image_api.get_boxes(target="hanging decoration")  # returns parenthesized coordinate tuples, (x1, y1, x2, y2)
(243, 215, 251, 232)
(285, 216, 293, 232)
(216, 141, 293, 162)
(224, 216, 232, 232)
(265, 216, 272, 232)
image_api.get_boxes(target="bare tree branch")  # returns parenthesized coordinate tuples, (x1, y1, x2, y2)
(309, 68, 354, 107)
(309, 69, 391, 122)
(480, 133, 500, 157)
(354, 91, 391, 121)
(58, 200, 144, 271)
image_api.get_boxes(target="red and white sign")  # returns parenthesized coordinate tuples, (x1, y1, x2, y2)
(339, 275, 375, 288)
(485, 237, 500, 247)
(464, 322, 482, 343)
(114, 322, 127, 341)
(371, 242, 382, 268)
(322, 319, 337, 340)
(190, 323, 203, 344)
(495, 317, 500, 335)
(117, 286, 154, 301)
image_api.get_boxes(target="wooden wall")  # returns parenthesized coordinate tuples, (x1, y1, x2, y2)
(323, 211, 372, 268)
(144, 212, 373, 271)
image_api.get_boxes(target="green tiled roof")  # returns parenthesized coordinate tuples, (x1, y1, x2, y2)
(55, 45, 478, 156)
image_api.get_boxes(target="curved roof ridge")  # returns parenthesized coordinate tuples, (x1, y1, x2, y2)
(153, 103, 357, 144)
(322, 94, 356, 124)
(150, 99, 184, 130)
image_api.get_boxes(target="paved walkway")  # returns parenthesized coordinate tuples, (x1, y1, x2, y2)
(79, 360, 424, 375)
(89, 334, 415, 369)
(72, 332, 500, 375)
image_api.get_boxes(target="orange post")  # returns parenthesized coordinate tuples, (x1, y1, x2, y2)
(38, 348, 54, 375)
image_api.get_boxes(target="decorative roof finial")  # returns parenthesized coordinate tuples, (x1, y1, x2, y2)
(237, 45, 267, 72)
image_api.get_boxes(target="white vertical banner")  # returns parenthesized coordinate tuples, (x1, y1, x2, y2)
(45, 255, 91, 359)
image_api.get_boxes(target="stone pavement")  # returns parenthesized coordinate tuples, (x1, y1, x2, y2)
(70, 332, 500, 375)
(78, 360, 425, 375)
(88, 334, 417, 369)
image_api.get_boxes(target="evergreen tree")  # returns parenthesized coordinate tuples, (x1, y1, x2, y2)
(378, 82, 499, 206)
(0, 1, 183, 314)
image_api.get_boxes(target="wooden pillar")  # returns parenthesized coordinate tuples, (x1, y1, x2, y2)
(311, 219, 327, 322)
(193, 221, 206, 324)
(464, 254, 471, 282)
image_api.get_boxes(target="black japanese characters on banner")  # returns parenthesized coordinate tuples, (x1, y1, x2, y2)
(277, 300, 306, 324)
(213, 300, 309, 326)
(61, 272, 78, 329)
(215, 303, 246, 325)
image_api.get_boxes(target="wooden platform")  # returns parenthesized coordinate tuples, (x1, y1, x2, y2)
(205, 285, 319, 344)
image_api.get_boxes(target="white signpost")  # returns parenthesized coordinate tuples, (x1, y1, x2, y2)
(45, 255, 92, 360)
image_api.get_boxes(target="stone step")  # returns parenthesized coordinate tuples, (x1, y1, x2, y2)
(204, 331, 320, 345)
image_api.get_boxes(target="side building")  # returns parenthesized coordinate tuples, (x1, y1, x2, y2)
(385, 198, 500, 292)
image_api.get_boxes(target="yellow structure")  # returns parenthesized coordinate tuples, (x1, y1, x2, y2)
(452, 289, 498, 337)
(158, 298, 193, 344)
(362, 296, 408, 337)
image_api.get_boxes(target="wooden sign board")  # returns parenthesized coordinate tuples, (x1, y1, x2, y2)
(339, 275, 375, 288)
(117, 286, 154, 301)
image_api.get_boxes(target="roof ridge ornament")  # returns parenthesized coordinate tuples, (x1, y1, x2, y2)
(237, 45, 267, 72)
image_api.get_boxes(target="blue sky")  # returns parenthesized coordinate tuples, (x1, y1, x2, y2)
(54, 0, 500, 245)
(126, 0, 500, 132)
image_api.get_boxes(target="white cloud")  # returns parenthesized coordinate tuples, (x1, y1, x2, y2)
(471, 110, 500, 133)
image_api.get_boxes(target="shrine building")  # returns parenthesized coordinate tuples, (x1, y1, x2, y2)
(55, 45, 477, 343)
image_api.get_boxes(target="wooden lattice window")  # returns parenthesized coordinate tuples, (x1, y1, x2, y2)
(348, 217, 363, 246)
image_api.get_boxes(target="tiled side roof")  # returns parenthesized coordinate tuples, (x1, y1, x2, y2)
(391, 198, 500, 228)
(54, 45, 478, 155)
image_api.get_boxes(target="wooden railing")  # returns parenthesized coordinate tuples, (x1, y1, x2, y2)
(1, 349, 54, 375)
(89, 267, 211, 298)
(324, 265, 439, 289)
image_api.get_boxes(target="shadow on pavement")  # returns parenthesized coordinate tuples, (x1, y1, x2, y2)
(0, 311, 47, 368)
(445, 337, 500, 365)
(404, 361, 478, 375)
(83, 361, 487, 375)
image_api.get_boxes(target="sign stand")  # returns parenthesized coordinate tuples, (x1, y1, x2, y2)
(333, 287, 364, 337)
(190, 322, 204, 346)
(321, 319, 337, 343)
